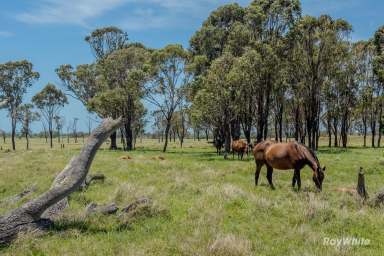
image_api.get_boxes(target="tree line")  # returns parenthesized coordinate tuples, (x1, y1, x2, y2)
(1, 0, 383, 154)
(189, 0, 384, 155)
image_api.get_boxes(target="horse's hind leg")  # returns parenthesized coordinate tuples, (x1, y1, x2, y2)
(255, 161, 263, 186)
(292, 172, 297, 188)
(266, 165, 275, 190)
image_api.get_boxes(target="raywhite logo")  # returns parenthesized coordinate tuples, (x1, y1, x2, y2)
(323, 237, 370, 247)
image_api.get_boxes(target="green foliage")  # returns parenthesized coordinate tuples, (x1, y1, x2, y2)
(0, 60, 39, 113)
(32, 84, 68, 110)
(0, 60, 39, 149)
(85, 26, 129, 60)
(32, 84, 68, 147)
(373, 26, 384, 84)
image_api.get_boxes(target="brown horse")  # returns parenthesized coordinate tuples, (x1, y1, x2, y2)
(253, 141, 325, 191)
(232, 139, 249, 160)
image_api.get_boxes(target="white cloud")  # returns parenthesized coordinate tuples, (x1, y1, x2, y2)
(16, 0, 128, 26)
(15, 0, 250, 30)
(0, 31, 13, 37)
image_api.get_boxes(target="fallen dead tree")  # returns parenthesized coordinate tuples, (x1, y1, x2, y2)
(84, 197, 152, 217)
(0, 117, 123, 246)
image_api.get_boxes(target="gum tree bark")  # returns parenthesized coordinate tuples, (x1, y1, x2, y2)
(0, 117, 123, 246)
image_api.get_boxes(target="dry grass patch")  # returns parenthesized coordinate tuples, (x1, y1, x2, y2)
(209, 234, 252, 256)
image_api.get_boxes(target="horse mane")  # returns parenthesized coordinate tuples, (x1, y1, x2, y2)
(298, 143, 321, 170)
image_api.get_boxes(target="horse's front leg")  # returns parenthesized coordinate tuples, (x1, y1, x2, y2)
(295, 169, 301, 190)
(267, 165, 275, 190)
(292, 171, 297, 188)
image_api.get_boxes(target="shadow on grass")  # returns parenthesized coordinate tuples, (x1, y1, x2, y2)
(50, 219, 132, 234)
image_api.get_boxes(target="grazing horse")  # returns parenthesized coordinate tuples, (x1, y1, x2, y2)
(231, 139, 248, 160)
(209, 138, 224, 155)
(253, 141, 325, 191)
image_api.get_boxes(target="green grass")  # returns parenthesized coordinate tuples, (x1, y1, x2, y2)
(0, 137, 384, 255)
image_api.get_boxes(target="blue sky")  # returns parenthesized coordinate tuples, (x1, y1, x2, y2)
(0, 0, 383, 132)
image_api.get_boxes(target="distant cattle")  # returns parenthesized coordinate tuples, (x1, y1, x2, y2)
(231, 139, 249, 160)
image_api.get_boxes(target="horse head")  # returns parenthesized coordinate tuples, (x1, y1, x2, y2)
(313, 166, 326, 191)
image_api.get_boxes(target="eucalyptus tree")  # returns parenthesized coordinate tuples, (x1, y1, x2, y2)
(0, 60, 39, 150)
(189, 3, 246, 140)
(57, 27, 129, 150)
(56, 64, 97, 105)
(72, 117, 79, 143)
(373, 26, 384, 147)
(229, 49, 263, 143)
(18, 104, 39, 150)
(245, 0, 301, 141)
(146, 44, 190, 152)
(85, 26, 129, 60)
(54, 115, 65, 143)
(289, 15, 352, 150)
(93, 44, 151, 150)
(32, 84, 68, 148)
(193, 52, 236, 158)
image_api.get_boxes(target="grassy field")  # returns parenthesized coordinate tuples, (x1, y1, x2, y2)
(0, 137, 384, 255)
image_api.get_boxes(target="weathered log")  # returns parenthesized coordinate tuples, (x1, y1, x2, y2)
(120, 197, 152, 214)
(0, 118, 123, 246)
(41, 198, 69, 220)
(85, 202, 119, 216)
(357, 167, 368, 200)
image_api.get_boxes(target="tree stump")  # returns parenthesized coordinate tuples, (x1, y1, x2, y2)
(357, 167, 368, 200)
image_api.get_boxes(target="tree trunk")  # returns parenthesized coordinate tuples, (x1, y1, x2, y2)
(363, 117, 367, 147)
(25, 133, 29, 150)
(223, 123, 231, 160)
(109, 132, 118, 150)
(124, 122, 133, 151)
(371, 119, 376, 148)
(378, 104, 383, 147)
(11, 118, 16, 151)
(163, 120, 171, 152)
(49, 130, 53, 148)
(0, 118, 123, 246)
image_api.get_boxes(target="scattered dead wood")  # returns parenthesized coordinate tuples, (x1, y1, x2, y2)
(0, 118, 123, 246)
(121, 197, 152, 214)
(84, 197, 152, 217)
(85, 202, 119, 216)
(371, 190, 384, 207)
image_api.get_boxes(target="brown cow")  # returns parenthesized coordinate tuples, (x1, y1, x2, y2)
(231, 139, 249, 160)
